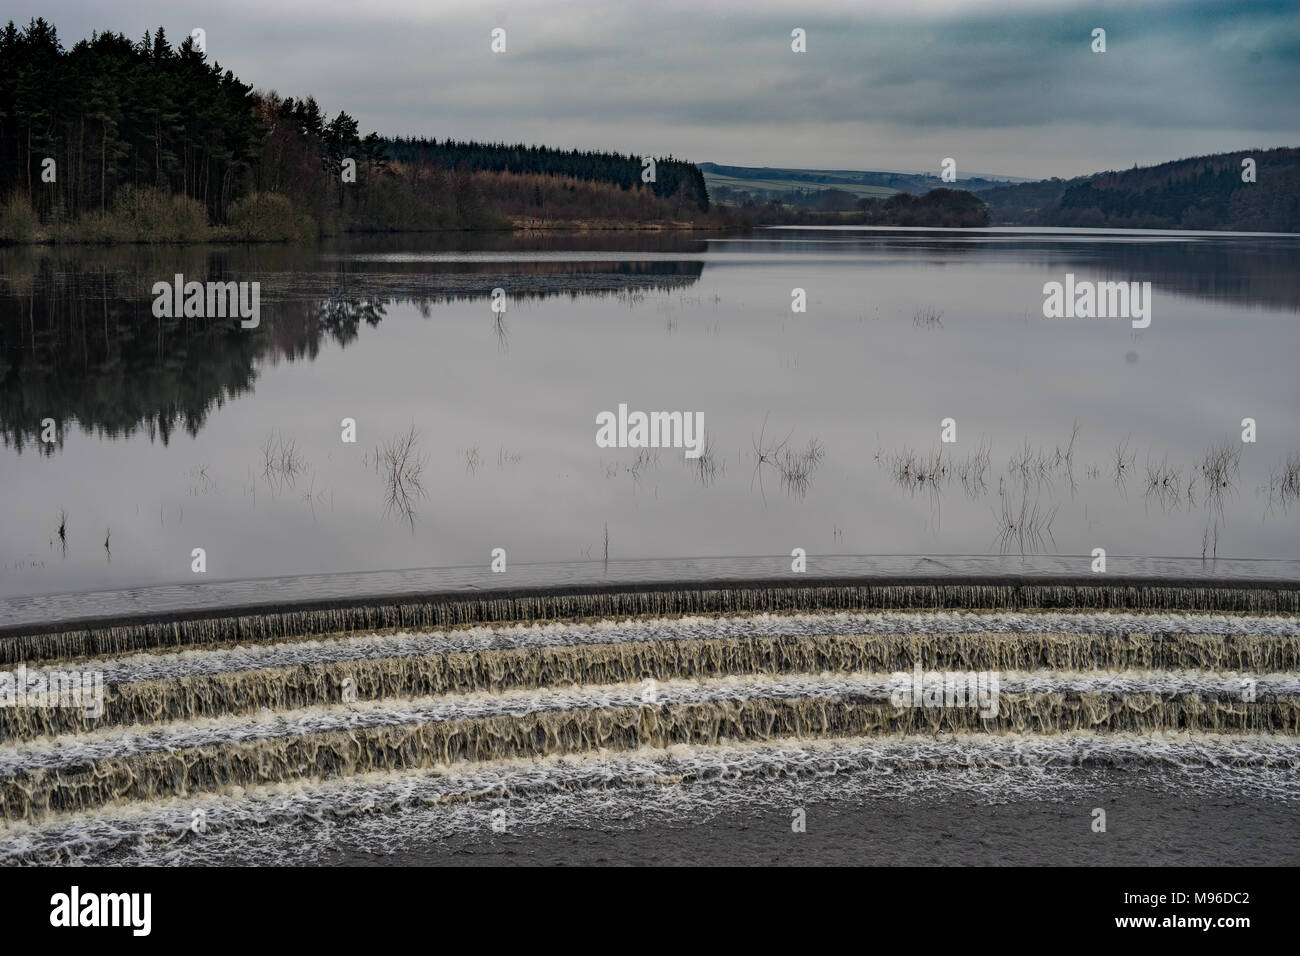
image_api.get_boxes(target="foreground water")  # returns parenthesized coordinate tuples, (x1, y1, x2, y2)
(16, 743, 1300, 866)
(2, 228, 1297, 618)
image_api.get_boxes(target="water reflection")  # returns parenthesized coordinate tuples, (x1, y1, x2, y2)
(1, 229, 1296, 605)
(0, 240, 705, 452)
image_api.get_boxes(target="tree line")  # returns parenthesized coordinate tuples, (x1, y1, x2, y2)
(383, 138, 710, 212)
(0, 20, 262, 223)
(0, 18, 717, 240)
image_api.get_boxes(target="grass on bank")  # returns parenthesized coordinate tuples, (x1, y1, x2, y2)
(0, 186, 316, 244)
(0, 181, 512, 244)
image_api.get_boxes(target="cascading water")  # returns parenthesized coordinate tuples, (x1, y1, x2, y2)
(2, 582, 1298, 864)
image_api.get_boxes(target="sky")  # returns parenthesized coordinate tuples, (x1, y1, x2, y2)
(18, 0, 1300, 180)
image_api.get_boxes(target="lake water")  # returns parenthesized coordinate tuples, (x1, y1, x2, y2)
(2, 227, 1298, 621)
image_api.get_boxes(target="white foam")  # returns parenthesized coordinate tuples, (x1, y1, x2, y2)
(75, 610, 1300, 686)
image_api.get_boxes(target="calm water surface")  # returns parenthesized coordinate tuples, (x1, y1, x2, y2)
(2, 228, 1298, 620)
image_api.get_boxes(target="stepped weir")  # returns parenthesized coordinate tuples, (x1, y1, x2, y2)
(2, 577, 1298, 863)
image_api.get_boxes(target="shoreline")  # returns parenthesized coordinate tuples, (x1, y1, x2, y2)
(6, 221, 1298, 248)
(0, 221, 741, 249)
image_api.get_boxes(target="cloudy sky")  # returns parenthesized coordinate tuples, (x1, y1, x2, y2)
(22, 0, 1300, 179)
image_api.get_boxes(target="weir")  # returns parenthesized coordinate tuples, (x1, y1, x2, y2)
(1, 578, 1297, 846)
(3, 629, 1299, 741)
(6, 692, 1299, 821)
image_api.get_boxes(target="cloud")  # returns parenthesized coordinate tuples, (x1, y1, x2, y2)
(20, 0, 1300, 178)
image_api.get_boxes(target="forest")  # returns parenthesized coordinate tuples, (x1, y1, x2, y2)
(383, 138, 710, 214)
(0, 18, 720, 242)
(978, 148, 1300, 231)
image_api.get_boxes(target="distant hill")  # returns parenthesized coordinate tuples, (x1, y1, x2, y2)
(735, 187, 989, 227)
(973, 148, 1300, 231)
(699, 162, 1030, 206)
(703, 151, 1300, 232)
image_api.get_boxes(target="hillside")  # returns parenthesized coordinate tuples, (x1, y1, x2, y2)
(700, 162, 1028, 206)
(975, 148, 1300, 231)
(734, 187, 989, 227)
(703, 152, 1300, 232)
